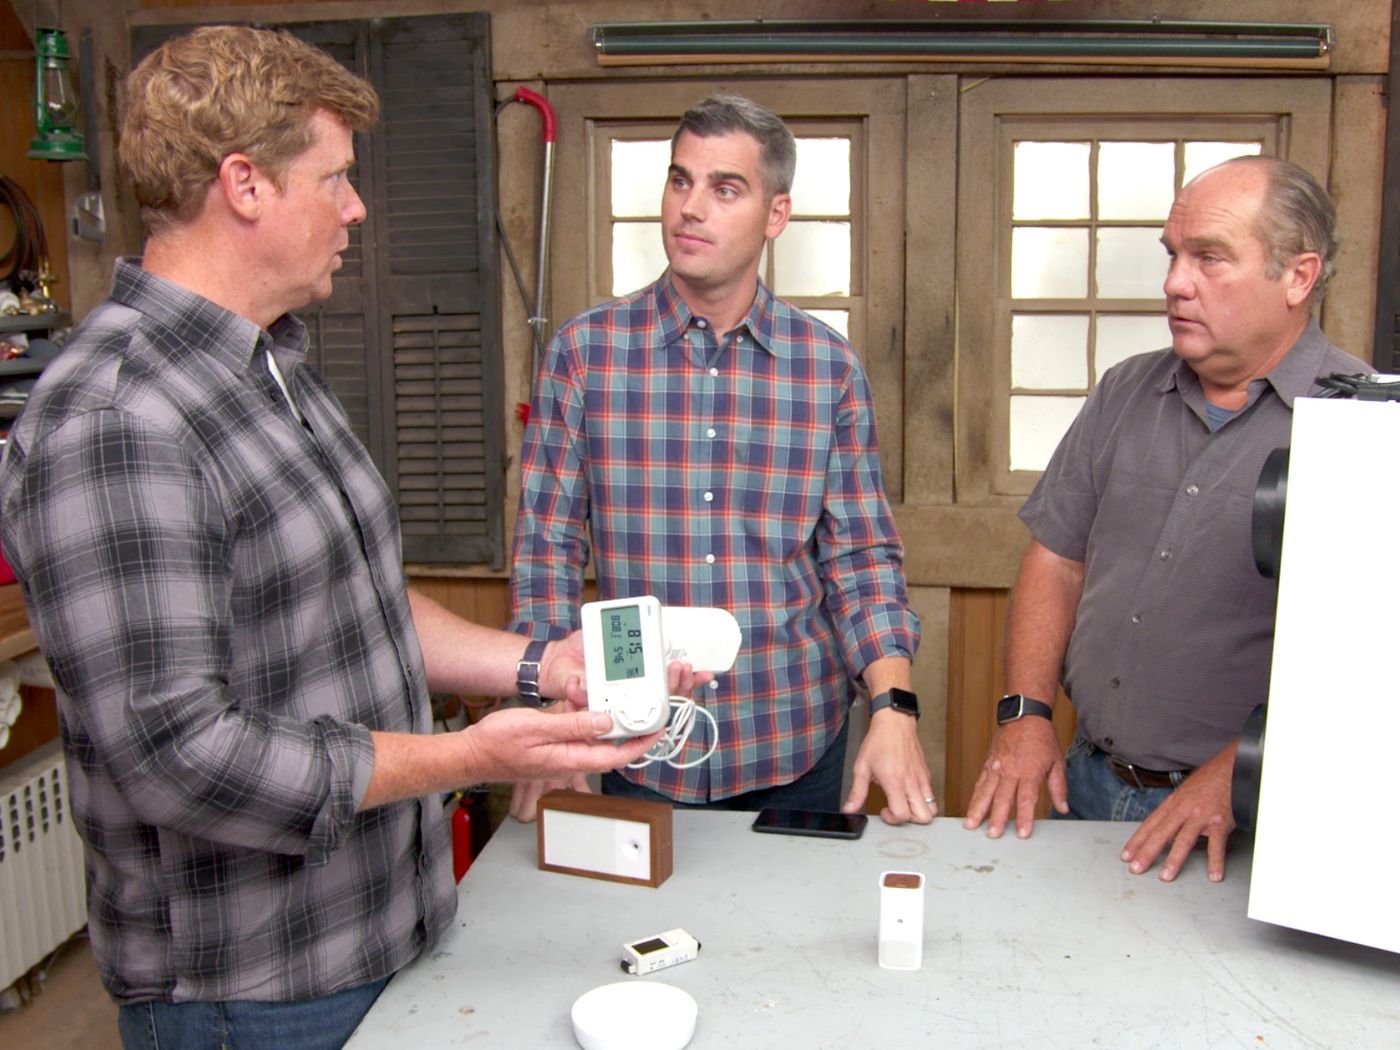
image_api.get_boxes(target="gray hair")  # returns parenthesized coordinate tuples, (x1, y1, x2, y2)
(1217, 155, 1338, 303)
(671, 93, 796, 198)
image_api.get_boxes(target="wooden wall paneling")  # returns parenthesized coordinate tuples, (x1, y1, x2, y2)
(945, 587, 1007, 818)
(945, 587, 1075, 820)
(1330, 75, 1386, 366)
(407, 573, 511, 630)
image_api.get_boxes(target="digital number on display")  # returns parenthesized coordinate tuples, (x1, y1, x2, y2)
(603, 604, 646, 682)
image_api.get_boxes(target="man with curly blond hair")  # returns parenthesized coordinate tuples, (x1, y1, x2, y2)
(0, 25, 681, 1049)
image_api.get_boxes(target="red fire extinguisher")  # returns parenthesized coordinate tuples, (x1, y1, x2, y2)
(450, 792, 474, 882)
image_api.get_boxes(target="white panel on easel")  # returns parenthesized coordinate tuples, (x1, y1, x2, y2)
(1248, 396, 1400, 953)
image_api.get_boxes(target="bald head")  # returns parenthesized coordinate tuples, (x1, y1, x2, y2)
(1183, 156, 1336, 304)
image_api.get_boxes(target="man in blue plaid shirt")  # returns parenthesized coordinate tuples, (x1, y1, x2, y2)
(509, 95, 935, 826)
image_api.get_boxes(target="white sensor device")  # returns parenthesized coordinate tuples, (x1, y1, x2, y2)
(878, 870, 925, 971)
(621, 928, 700, 976)
(581, 596, 740, 740)
(571, 981, 697, 1050)
(582, 596, 670, 739)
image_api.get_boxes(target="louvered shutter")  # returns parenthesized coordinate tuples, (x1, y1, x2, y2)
(131, 14, 504, 567)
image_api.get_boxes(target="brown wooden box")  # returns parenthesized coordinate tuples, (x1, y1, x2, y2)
(536, 790, 673, 888)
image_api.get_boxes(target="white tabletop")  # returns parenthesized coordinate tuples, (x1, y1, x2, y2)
(349, 813, 1399, 1048)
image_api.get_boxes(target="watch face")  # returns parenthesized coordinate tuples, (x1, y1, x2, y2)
(996, 695, 1021, 724)
(888, 687, 919, 716)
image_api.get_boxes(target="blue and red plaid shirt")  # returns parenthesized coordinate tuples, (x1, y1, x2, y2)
(509, 273, 918, 801)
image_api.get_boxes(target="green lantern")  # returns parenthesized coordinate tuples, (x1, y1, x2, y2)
(28, 27, 87, 162)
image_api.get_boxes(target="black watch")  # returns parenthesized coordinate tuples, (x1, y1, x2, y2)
(515, 638, 554, 708)
(997, 693, 1053, 726)
(870, 687, 920, 720)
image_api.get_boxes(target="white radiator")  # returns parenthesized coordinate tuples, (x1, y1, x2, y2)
(0, 740, 87, 991)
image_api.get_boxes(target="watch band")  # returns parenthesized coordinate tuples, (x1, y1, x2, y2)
(869, 687, 920, 720)
(997, 693, 1053, 725)
(515, 638, 551, 708)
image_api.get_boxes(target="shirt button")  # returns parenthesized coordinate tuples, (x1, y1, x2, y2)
(1158, 549, 1172, 561)
(706, 428, 716, 438)
(1130, 613, 1142, 624)
(705, 554, 716, 564)
(696, 319, 708, 329)
(709, 367, 719, 377)
(703, 491, 714, 502)
(1104, 737, 1115, 749)
(707, 680, 719, 690)
(1109, 676, 1120, 688)
(1185, 483, 1199, 496)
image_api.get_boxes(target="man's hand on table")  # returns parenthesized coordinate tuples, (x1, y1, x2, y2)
(962, 716, 1068, 839)
(1120, 740, 1238, 882)
(842, 709, 938, 826)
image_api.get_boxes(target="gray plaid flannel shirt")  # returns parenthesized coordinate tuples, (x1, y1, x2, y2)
(0, 259, 455, 1004)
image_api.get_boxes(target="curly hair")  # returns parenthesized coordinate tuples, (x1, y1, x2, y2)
(119, 25, 379, 232)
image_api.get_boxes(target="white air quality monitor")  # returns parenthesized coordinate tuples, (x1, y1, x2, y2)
(582, 596, 670, 739)
(581, 596, 740, 740)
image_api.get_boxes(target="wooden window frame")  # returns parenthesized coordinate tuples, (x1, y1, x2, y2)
(955, 77, 1333, 506)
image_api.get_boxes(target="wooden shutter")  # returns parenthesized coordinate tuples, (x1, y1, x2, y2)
(131, 14, 505, 567)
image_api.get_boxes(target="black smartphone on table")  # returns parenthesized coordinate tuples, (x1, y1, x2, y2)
(751, 807, 868, 840)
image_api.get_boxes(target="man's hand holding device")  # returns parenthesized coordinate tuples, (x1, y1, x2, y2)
(580, 596, 738, 770)
(509, 597, 739, 820)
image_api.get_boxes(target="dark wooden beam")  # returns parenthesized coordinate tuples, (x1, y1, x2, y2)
(1373, 0, 1400, 371)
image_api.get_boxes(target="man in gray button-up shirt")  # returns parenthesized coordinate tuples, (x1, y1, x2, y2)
(963, 156, 1368, 883)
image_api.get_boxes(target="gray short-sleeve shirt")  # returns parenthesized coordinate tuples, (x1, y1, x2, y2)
(1020, 319, 1368, 770)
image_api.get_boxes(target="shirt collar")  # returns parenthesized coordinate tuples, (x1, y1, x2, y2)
(110, 257, 308, 375)
(1156, 315, 1333, 409)
(653, 271, 782, 357)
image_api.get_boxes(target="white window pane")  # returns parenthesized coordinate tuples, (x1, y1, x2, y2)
(772, 221, 850, 296)
(791, 138, 850, 216)
(612, 222, 667, 296)
(1010, 395, 1086, 472)
(808, 309, 849, 338)
(1011, 227, 1088, 299)
(1094, 314, 1171, 381)
(1183, 141, 1263, 185)
(611, 140, 671, 218)
(1095, 227, 1168, 299)
(1098, 142, 1175, 220)
(1013, 142, 1090, 220)
(1012, 313, 1089, 390)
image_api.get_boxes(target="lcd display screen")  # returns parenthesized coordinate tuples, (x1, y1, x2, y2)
(603, 604, 646, 681)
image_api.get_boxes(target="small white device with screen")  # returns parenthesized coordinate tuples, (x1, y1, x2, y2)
(582, 596, 671, 739)
(621, 928, 700, 976)
(878, 870, 926, 971)
(581, 597, 739, 756)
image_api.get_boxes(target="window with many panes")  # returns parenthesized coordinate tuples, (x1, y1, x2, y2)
(1006, 134, 1262, 472)
(956, 78, 1332, 502)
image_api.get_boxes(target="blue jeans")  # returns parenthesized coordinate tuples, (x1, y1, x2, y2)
(1056, 735, 1176, 823)
(117, 975, 390, 1050)
(602, 717, 850, 812)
